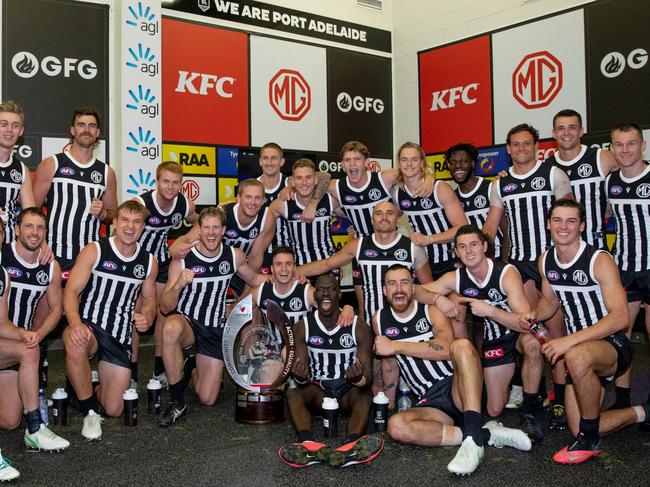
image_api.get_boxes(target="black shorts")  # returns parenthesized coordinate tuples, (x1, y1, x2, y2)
(156, 259, 170, 284)
(619, 268, 650, 304)
(508, 259, 541, 287)
(59, 258, 76, 287)
(481, 332, 518, 368)
(180, 314, 224, 361)
(314, 377, 352, 402)
(428, 259, 457, 281)
(229, 274, 246, 297)
(352, 259, 363, 286)
(85, 321, 132, 369)
(566, 331, 633, 387)
(415, 376, 462, 425)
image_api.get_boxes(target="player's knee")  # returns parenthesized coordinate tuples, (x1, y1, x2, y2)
(102, 400, 124, 418)
(161, 318, 184, 344)
(21, 344, 40, 367)
(564, 346, 592, 379)
(387, 413, 411, 443)
(520, 334, 541, 357)
(0, 414, 22, 431)
(450, 338, 474, 359)
(487, 400, 504, 418)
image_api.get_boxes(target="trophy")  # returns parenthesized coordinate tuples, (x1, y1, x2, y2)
(222, 294, 295, 424)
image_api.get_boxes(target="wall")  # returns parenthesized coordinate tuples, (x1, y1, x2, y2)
(392, 0, 595, 146)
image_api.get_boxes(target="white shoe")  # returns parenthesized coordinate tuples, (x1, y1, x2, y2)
(447, 436, 484, 476)
(152, 372, 169, 389)
(24, 424, 70, 452)
(0, 450, 20, 481)
(484, 420, 532, 451)
(82, 410, 104, 441)
(505, 385, 523, 409)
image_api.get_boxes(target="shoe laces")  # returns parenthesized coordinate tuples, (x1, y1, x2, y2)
(86, 411, 104, 426)
(39, 425, 59, 440)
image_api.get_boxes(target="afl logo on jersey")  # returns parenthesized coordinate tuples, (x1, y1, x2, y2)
(394, 249, 408, 261)
(364, 249, 378, 258)
(474, 195, 487, 208)
(415, 318, 430, 333)
(36, 270, 49, 285)
(420, 198, 433, 210)
(547, 270, 560, 281)
(291, 213, 302, 220)
(636, 183, 650, 198)
(369, 189, 382, 201)
(463, 288, 479, 297)
(344, 195, 358, 203)
(289, 298, 303, 311)
(171, 213, 182, 225)
(90, 171, 103, 184)
(339, 333, 354, 348)
(400, 199, 412, 209)
(148, 216, 161, 225)
(10, 169, 22, 183)
(610, 186, 623, 196)
(531, 177, 546, 190)
(225, 230, 238, 239)
(6, 267, 22, 278)
(385, 327, 400, 337)
(102, 260, 118, 271)
(249, 228, 259, 239)
(219, 262, 231, 275)
(572, 270, 589, 285)
(577, 164, 593, 178)
(309, 336, 324, 346)
(59, 167, 76, 176)
(191, 265, 206, 275)
(503, 183, 517, 193)
(488, 288, 504, 302)
(133, 264, 146, 279)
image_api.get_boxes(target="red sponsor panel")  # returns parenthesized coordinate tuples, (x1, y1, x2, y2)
(537, 140, 558, 162)
(419, 36, 492, 154)
(162, 19, 248, 145)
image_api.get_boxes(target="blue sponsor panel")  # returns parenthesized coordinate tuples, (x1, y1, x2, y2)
(476, 146, 509, 176)
(218, 147, 239, 177)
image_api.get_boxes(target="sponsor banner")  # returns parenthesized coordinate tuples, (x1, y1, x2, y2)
(162, 18, 248, 146)
(327, 50, 392, 157)
(585, 0, 650, 133)
(163, 144, 216, 176)
(250, 36, 328, 151)
(492, 10, 586, 143)
(419, 36, 492, 153)
(218, 147, 239, 176)
(537, 140, 558, 162)
(476, 147, 509, 177)
(372, 158, 392, 171)
(218, 177, 238, 203)
(166, 0, 391, 53)
(2, 0, 109, 161)
(41, 137, 106, 163)
(426, 153, 448, 180)
(121, 0, 161, 200)
(181, 176, 217, 206)
(14, 137, 40, 171)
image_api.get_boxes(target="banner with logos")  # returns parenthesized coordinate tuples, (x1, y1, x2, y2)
(2, 0, 109, 168)
(121, 0, 162, 200)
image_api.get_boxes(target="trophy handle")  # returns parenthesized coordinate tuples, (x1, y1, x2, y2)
(264, 300, 295, 392)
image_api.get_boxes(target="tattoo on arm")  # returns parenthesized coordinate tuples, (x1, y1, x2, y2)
(430, 325, 440, 339)
(428, 343, 443, 351)
(310, 172, 332, 205)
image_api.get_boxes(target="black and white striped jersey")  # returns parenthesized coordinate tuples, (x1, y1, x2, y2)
(492, 161, 564, 262)
(45, 152, 108, 261)
(304, 310, 358, 381)
(335, 172, 391, 237)
(606, 164, 650, 271)
(393, 180, 454, 264)
(176, 245, 237, 328)
(259, 174, 292, 251)
(456, 177, 503, 258)
(456, 259, 514, 342)
(356, 234, 416, 321)
(136, 190, 189, 265)
(282, 194, 335, 265)
(542, 241, 609, 335)
(80, 237, 153, 346)
(0, 242, 54, 330)
(0, 155, 28, 244)
(0, 265, 7, 297)
(375, 301, 454, 399)
(224, 203, 269, 256)
(547, 146, 607, 249)
(256, 280, 311, 326)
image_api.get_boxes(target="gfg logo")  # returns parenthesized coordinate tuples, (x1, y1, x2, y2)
(175, 71, 234, 98)
(319, 160, 343, 173)
(12, 51, 97, 79)
(512, 51, 562, 109)
(269, 69, 311, 121)
(600, 49, 648, 78)
(336, 92, 384, 114)
(430, 83, 479, 111)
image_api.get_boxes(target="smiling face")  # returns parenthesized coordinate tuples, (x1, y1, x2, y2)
(157, 169, 182, 203)
(553, 115, 584, 152)
(384, 266, 414, 314)
(398, 147, 425, 179)
(113, 209, 146, 246)
(271, 251, 295, 286)
(292, 166, 316, 199)
(70, 114, 100, 149)
(0, 112, 24, 151)
(16, 213, 46, 251)
(454, 232, 488, 269)
(506, 131, 537, 167)
(259, 147, 284, 178)
(611, 128, 646, 170)
(237, 184, 265, 219)
(371, 201, 399, 234)
(548, 206, 584, 247)
(314, 275, 341, 318)
(448, 149, 475, 185)
(198, 215, 226, 253)
(341, 150, 369, 184)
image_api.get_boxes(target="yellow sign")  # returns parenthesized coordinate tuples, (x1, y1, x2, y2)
(426, 153, 450, 180)
(218, 177, 238, 203)
(162, 144, 216, 176)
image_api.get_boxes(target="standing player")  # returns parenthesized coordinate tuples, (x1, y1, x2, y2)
(524, 199, 647, 464)
(375, 264, 531, 476)
(33, 107, 118, 275)
(393, 142, 467, 279)
(63, 201, 158, 440)
(0, 100, 35, 244)
(158, 207, 267, 427)
(606, 122, 650, 410)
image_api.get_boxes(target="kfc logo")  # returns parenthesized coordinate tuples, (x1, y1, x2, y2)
(269, 69, 311, 121)
(484, 347, 505, 359)
(512, 51, 562, 109)
(430, 83, 479, 111)
(175, 71, 234, 98)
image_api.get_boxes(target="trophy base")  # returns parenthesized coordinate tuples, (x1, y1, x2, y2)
(235, 388, 284, 425)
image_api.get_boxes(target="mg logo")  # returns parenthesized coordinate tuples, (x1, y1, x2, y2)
(577, 163, 592, 178)
(289, 298, 303, 311)
(531, 177, 546, 190)
(512, 51, 562, 109)
(269, 69, 311, 121)
(637, 183, 650, 198)
(572, 270, 588, 286)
